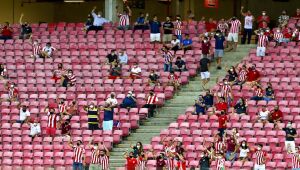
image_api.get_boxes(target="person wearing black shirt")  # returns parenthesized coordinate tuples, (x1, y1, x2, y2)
(203, 90, 214, 108)
(227, 66, 238, 83)
(233, 98, 247, 115)
(282, 121, 297, 153)
(173, 57, 186, 72)
(199, 151, 210, 170)
(200, 56, 210, 89)
(106, 49, 119, 65)
(162, 16, 174, 43)
(19, 13, 32, 39)
(148, 70, 160, 86)
(264, 82, 275, 102)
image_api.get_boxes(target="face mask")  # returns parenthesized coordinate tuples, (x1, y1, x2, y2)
(262, 13, 266, 16)
(68, 73, 72, 76)
(98, 14, 101, 17)
(216, 33, 220, 36)
(277, 30, 280, 33)
(10, 85, 14, 88)
(242, 143, 246, 146)
(224, 82, 228, 85)
(90, 105, 94, 108)
(137, 145, 140, 148)
(287, 123, 292, 128)
(266, 30, 270, 32)
(230, 69, 234, 72)
(200, 154, 204, 157)
(94, 146, 98, 150)
(257, 147, 261, 150)
(204, 40, 207, 43)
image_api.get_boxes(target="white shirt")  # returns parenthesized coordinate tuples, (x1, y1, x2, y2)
(244, 15, 253, 29)
(30, 123, 41, 135)
(259, 110, 269, 120)
(131, 67, 142, 74)
(106, 97, 118, 106)
(19, 109, 30, 121)
(171, 39, 180, 47)
(239, 147, 250, 158)
(91, 12, 109, 26)
(42, 46, 56, 56)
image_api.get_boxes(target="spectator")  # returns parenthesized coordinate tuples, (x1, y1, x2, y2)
(99, 143, 110, 170)
(173, 57, 186, 72)
(239, 140, 250, 162)
(194, 95, 206, 115)
(41, 42, 56, 58)
(213, 134, 226, 154)
(251, 83, 264, 101)
(199, 151, 210, 170)
(6, 82, 19, 102)
(156, 152, 166, 170)
(162, 16, 174, 44)
(30, 39, 42, 58)
(240, 6, 254, 44)
(84, 102, 100, 130)
(148, 70, 160, 86)
(187, 10, 195, 22)
(174, 15, 183, 41)
(182, 34, 193, 51)
(0, 22, 13, 40)
(106, 92, 118, 108)
(201, 36, 211, 58)
(167, 71, 180, 92)
(61, 119, 71, 137)
(52, 63, 66, 83)
(287, 147, 300, 169)
(106, 49, 119, 65)
(269, 105, 283, 126)
(0, 63, 7, 79)
(132, 141, 144, 157)
(278, 10, 289, 27)
(109, 64, 122, 79)
(199, 55, 210, 89)
(118, 49, 128, 64)
(233, 98, 247, 115)
(206, 18, 217, 33)
(116, 5, 132, 30)
(130, 63, 142, 79)
(203, 90, 214, 108)
(226, 17, 241, 52)
(134, 12, 149, 30)
(149, 15, 161, 43)
(61, 69, 76, 87)
(217, 19, 228, 35)
(253, 144, 267, 170)
(120, 91, 137, 109)
(68, 139, 86, 170)
(224, 132, 238, 162)
(257, 10, 270, 29)
(45, 107, 61, 138)
(235, 64, 248, 90)
(19, 13, 32, 39)
(218, 78, 233, 106)
(214, 30, 225, 69)
(273, 27, 284, 47)
(282, 26, 292, 43)
(282, 121, 297, 153)
(256, 106, 270, 125)
(161, 46, 173, 72)
(255, 29, 268, 57)
(207, 150, 226, 170)
(124, 151, 138, 170)
(16, 104, 30, 125)
(214, 97, 228, 113)
(247, 64, 260, 84)
(264, 82, 274, 102)
(264, 27, 273, 41)
(29, 118, 41, 140)
(83, 14, 93, 32)
(292, 27, 299, 41)
(88, 139, 100, 170)
(176, 153, 186, 170)
(170, 35, 181, 52)
(216, 110, 228, 137)
(144, 90, 158, 118)
(101, 101, 114, 131)
(57, 98, 68, 115)
(227, 66, 238, 83)
(292, 8, 300, 20)
(66, 100, 78, 116)
(88, 6, 109, 32)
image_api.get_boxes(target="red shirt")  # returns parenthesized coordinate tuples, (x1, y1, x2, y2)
(271, 110, 283, 121)
(61, 123, 71, 135)
(217, 114, 227, 128)
(247, 69, 260, 82)
(206, 22, 217, 32)
(215, 102, 227, 112)
(202, 42, 211, 55)
(127, 157, 138, 170)
(293, 13, 300, 19)
(257, 16, 270, 28)
(1, 26, 13, 37)
(226, 136, 236, 152)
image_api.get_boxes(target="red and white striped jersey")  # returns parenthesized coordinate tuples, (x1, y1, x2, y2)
(292, 153, 300, 169)
(67, 74, 76, 84)
(33, 44, 41, 56)
(215, 141, 225, 154)
(166, 158, 175, 170)
(58, 103, 67, 113)
(175, 21, 182, 35)
(292, 30, 300, 40)
(90, 148, 100, 164)
(255, 150, 266, 165)
(238, 69, 248, 81)
(146, 95, 158, 105)
(100, 155, 110, 170)
(217, 23, 228, 33)
(257, 35, 268, 47)
(273, 32, 283, 40)
(8, 87, 18, 98)
(216, 157, 225, 170)
(47, 112, 60, 128)
(254, 87, 263, 97)
(119, 14, 130, 26)
(163, 50, 173, 64)
(73, 146, 85, 163)
(220, 83, 232, 98)
(229, 20, 241, 33)
(176, 161, 187, 170)
(137, 157, 146, 170)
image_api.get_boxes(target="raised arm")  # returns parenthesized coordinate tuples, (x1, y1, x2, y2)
(103, 143, 110, 156)
(68, 138, 74, 148)
(240, 6, 246, 17)
(19, 13, 24, 25)
(127, 6, 132, 16)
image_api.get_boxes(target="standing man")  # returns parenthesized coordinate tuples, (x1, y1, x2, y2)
(162, 46, 174, 72)
(174, 15, 182, 42)
(88, 6, 109, 33)
(240, 6, 254, 44)
(214, 30, 225, 69)
(84, 102, 100, 131)
(101, 101, 114, 131)
(226, 17, 241, 52)
(282, 121, 297, 153)
(162, 16, 174, 44)
(149, 15, 162, 44)
(45, 107, 61, 139)
(257, 11, 270, 29)
(199, 55, 210, 90)
(88, 139, 100, 170)
(288, 146, 300, 170)
(124, 151, 138, 170)
(255, 29, 268, 57)
(216, 110, 228, 137)
(19, 13, 32, 39)
(68, 139, 85, 170)
(253, 144, 267, 170)
(116, 5, 132, 30)
(144, 90, 158, 118)
(99, 143, 110, 170)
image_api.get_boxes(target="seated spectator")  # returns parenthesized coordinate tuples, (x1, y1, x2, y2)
(83, 14, 93, 32)
(6, 82, 19, 101)
(88, 6, 109, 33)
(182, 34, 193, 51)
(282, 26, 292, 43)
(173, 57, 186, 72)
(118, 49, 128, 64)
(130, 63, 142, 79)
(120, 91, 137, 109)
(168, 71, 180, 91)
(292, 8, 300, 20)
(106, 92, 118, 108)
(106, 49, 119, 65)
(134, 12, 149, 30)
(19, 13, 32, 39)
(251, 83, 264, 101)
(205, 18, 217, 33)
(264, 82, 275, 102)
(101, 101, 114, 131)
(292, 27, 299, 41)
(109, 64, 122, 79)
(61, 69, 76, 87)
(0, 22, 13, 40)
(214, 97, 228, 113)
(278, 10, 289, 27)
(194, 95, 206, 115)
(203, 90, 214, 108)
(246, 64, 260, 84)
(16, 104, 30, 125)
(41, 42, 56, 58)
(233, 98, 247, 115)
(269, 105, 283, 125)
(144, 90, 158, 118)
(227, 66, 238, 84)
(235, 64, 248, 91)
(148, 70, 160, 86)
(170, 35, 181, 52)
(239, 140, 250, 162)
(256, 106, 270, 125)
(132, 142, 144, 158)
(264, 27, 273, 41)
(116, 5, 132, 30)
(28, 118, 41, 140)
(30, 39, 42, 58)
(0, 63, 7, 79)
(52, 63, 66, 83)
(201, 36, 211, 58)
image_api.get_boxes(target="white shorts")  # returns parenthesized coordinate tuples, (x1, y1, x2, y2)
(103, 120, 113, 131)
(30, 131, 40, 137)
(227, 33, 239, 42)
(150, 33, 161, 42)
(256, 47, 266, 57)
(200, 71, 210, 79)
(285, 140, 296, 153)
(254, 164, 265, 170)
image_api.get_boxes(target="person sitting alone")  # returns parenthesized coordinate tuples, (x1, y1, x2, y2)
(28, 118, 41, 140)
(120, 91, 137, 109)
(41, 42, 56, 58)
(0, 63, 7, 79)
(109, 64, 122, 79)
(173, 57, 186, 72)
(61, 69, 76, 88)
(148, 70, 160, 86)
(130, 63, 142, 79)
(170, 35, 181, 52)
(167, 71, 180, 92)
(182, 34, 193, 52)
(194, 95, 206, 115)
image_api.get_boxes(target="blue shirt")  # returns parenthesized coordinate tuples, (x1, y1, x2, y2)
(182, 39, 192, 46)
(136, 17, 145, 24)
(122, 97, 136, 106)
(214, 35, 225, 50)
(91, 12, 109, 26)
(104, 109, 113, 121)
(203, 94, 214, 106)
(119, 54, 128, 64)
(149, 21, 161, 33)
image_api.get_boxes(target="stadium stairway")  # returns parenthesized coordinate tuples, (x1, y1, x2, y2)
(109, 44, 256, 169)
